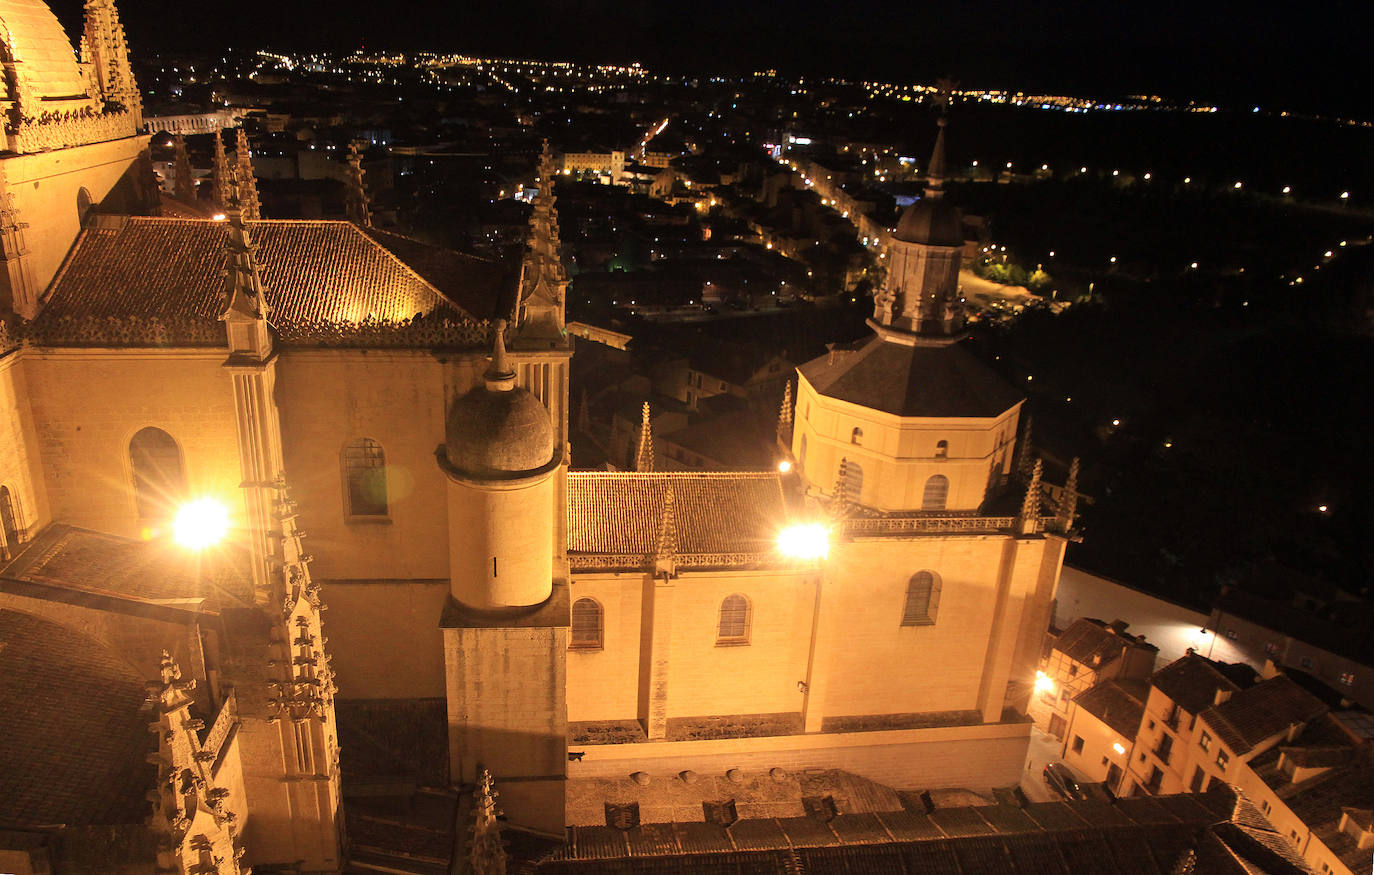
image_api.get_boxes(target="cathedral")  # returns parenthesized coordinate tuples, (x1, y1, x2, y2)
(0, 4, 1075, 872)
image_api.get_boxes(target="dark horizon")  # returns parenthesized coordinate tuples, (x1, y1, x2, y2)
(49, 0, 1374, 116)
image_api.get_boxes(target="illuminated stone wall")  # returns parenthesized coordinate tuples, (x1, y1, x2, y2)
(792, 374, 1021, 512)
(0, 353, 46, 554)
(19, 349, 241, 538)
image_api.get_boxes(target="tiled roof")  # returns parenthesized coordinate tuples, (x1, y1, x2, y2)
(1, 523, 255, 610)
(1151, 654, 1249, 716)
(0, 609, 155, 827)
(362, 227, 511, 320)
(1074, 678, 1149, 738)
(1054, 618, 1153, 670)
(538, 785, 1296, 874)
(1202, 675, 1328, 756)
(37, 217, 499, 333)
(566, 472, 788, 560)
(798, 332, 1022, 418)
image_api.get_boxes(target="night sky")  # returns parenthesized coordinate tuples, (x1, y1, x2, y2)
(52, 0, 1374, 115)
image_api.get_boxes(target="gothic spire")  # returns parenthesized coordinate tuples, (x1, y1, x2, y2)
(1015, 415, 1035, 481)
(172, 134, 195, 202)
(1019, 458, 1043, 533)
(220, 190, 269, 323)
(82, 0, 141, 124)
(211, 129, 231, 207)
(635, 401, 654, 472)
(469, 769, 507, 875)
(345, 142, 372, 228)
(233, 128, 260, 220)
(1058, 457, 1080, 533)
(655, 486, 677, 566)
(776, 381, 793, 445)
(925, 116, 949, 198)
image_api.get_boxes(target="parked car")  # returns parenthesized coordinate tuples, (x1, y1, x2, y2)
(1043, 763, 1086, 800)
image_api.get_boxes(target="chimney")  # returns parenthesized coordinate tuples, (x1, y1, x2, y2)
(1213, 688, 1232, 706)
(1107, 619, 1129, 636)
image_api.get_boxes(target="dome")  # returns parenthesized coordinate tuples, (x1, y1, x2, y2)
(894, 198, 964, 247)
(0, 0, 92, 100)
(446, 384, 555, 475)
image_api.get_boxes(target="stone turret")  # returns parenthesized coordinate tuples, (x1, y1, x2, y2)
(438, 320, 558, 610)
(438, 321, 567, 833)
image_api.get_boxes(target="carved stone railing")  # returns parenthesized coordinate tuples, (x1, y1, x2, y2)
(19, 314, 223, 348)
(569, 551, 775, 571)
(6, 108, 138, 154)
(201, 689, 239, 771)
(842, 515, 1064, 536)
(15, 313, 489, 351)
(274, 315, 488, 349)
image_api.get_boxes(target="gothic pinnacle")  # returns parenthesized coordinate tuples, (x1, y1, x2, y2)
(635, 401, 654, 472)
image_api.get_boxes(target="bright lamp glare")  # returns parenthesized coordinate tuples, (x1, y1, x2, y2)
(777, 460, 793, 473)
(174, 499, 230, 549)
(777, 523, 829, 560)
(1034, 670, 1055, 694)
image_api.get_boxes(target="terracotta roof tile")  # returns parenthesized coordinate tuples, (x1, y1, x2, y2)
(567, 472, 788, 560)
(1074, 678, 1149, 738)
(1150, 653, 1249, 716)
(0, 609, 154, 827)
(1202, 675, 1328, 755)
(38, 217, 498, 338)
(1053, 618, 1155, 670)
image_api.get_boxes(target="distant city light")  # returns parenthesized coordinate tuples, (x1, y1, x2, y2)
(777, 523, 829, 560)
(1111, 419, 1121, 426)
(173, 499, 230, 550)
(1282, 186, 1291, 194)
(1340, 191, 1350, 200)
(1233, 181, 1243, 189)
(1318, 505, 1329, 513)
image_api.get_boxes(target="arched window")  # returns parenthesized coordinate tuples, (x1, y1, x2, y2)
(935, 440, 948, 458)
(571, 598, 603, 649)
(717, 594, 751, 645)
(0, 485, 20, 557)
(922, 474, 949, 510)
(901, 571, 942, 626)
(129, 427, 186, 522)
(851, 426, 863, 445)
(343, 438, 388, 517)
